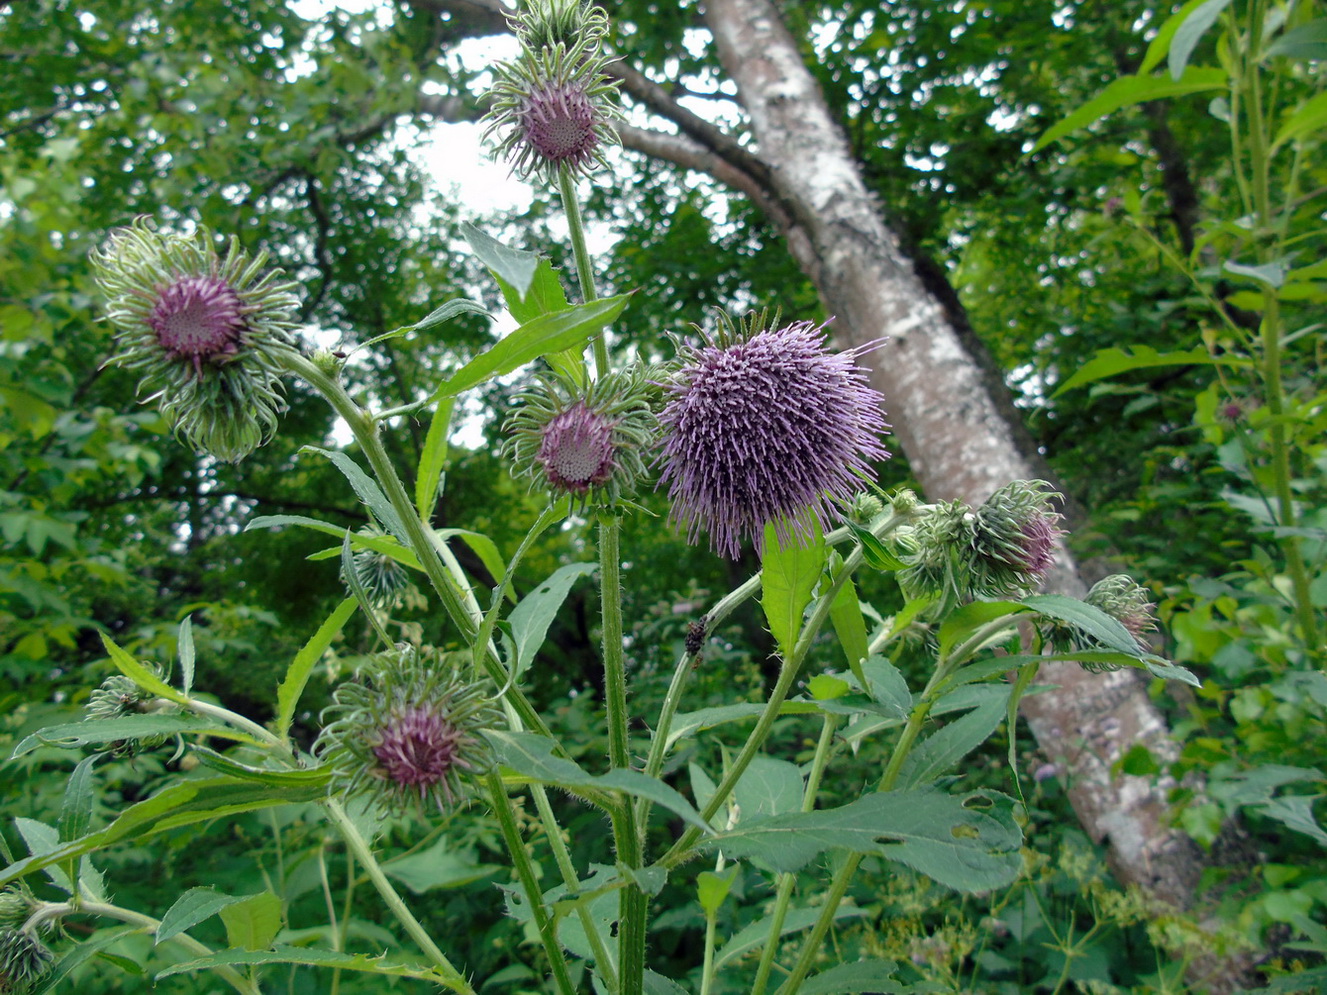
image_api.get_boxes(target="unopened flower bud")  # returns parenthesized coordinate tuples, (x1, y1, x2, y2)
(0, 928, 52, 992)
(1086, 574, 1157, 643)
(971, 480, 1066, 596)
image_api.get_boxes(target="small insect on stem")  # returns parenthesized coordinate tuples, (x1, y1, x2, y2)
(686, 615, 708, 666)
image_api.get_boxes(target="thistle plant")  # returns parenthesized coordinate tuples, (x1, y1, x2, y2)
(10, 3, 1205, 995)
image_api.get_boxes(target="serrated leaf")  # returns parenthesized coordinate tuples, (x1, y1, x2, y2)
(177, 616, 195, 696)
(800, 960, 904, 994)
(1021, 593, 1142, 654)
(733, 756, 804, 823)
(506, 562, 596, 677)
(275, 597, 358, 739)
(861, 654, 911, 719)
(155, 944, 461, 985)
(938, 600, 1026, 660)
(1254, 795, 1327, 845)
(488, 730, 712, 832)
(191, 747, 332, 787)
(761, 517, 826, 659)
(303, 447, 407, 542)
(382, 837, 501, 894)
(59, 753, 98, 843)
(11, 715, 225, 759)
(1273, 89, 1327, 148)
(14, 818, 70, 892)
(896, 697, 1008, 790)
(415, 398, 454, 520)
(703, 789, 1022, 892)
(713, 906, 871, 970)
(220, 891, 283, 951)
(846, 521, 905, 571)
(1224, 258, 1286, 287)
(157, 888, 253, 945)
(808, 674, 851, 700)
(0, 777, 326, 889)
(100, 633, 187, 704)
(1033, 67, 1227, 151)
(462, 222, 540, 299)
(247, 515, 421, 571)
(1051, 345, 1234, 397)
(498, 255, 570, 324)
(664, 701, 822, 751)
(432, 294, 632, 400)
(1168, 0, 1233, 79)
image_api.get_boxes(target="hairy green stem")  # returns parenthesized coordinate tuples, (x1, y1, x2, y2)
(323, 798, 474, 994)
(485, 772, 577, 995)
(27, 900, 260, 995)
(751, 712, 840, 995)
(558, 163, 608, 376)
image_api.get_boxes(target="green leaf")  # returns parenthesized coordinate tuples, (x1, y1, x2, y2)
(1168, 0, 1233, 79)
(435, 528, 510, 597)
(58, 753, 98, 843)
(11, 715, 230, 758)
(1033, 67, 1227, 151)
(99, 632, 188, 704)
(487, 730, 712, 833)
(362, 298, 489, 349)
(220, 890, 283, 951)
(415, 398, 454, 520)
(697, 865, 738, 915)
(713, 907, 871, 971)
(1265, 19, 1327, 60)
(1021, 593, 1141, 654)
(800, 960, 904, 994)
(275, 597, 358, 739)
(462, 222, 540, 299)
(248, 515, 422, 569)
(1273, 90, 1327, 148)
(382, 837, 502, 894)
(303, 447, 407, 541)
(1141, 0, 1224, 72)
(828, 576, 870, 683)
(761, 517, 826, 659)
(1224, 259, 1286, 287)
(643, 971, 691, 995)
(664, 701, 823, 751)
(1254, 795, 1327, 845)
(506, 562, 596, 676)
(14, 818, 70, 893)
(807, 674, 852, 700)
(0, 776, 326, 889)
(896, 697, 1008, 790)
(938, 600, 1026, 660)
(157, 888, 253, 945)
(341, 530, 393, 647)
(177, 616, 195, 696)
(733, 756, 804, 823)
(861, 654, 912, 719)
(190, 747, 332, 788)
(846, 521, 905, 571)
(703, 789, 1022, 892)
(1051, 345, 1235, 397)
(433, 294, 632, 401)
(155, 945, 460, 985)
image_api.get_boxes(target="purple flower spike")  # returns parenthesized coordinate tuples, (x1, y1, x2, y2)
(657, 318, 890, 558)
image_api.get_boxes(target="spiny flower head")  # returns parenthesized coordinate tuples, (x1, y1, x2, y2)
(508, 0, 610, 54)
(91, 220, 302, 462)
(86, 667, 172, 757)
(503, 365, 658, 509)
(0, 929, 52, 993)
(483, 32, 621, 181)
(344, 524, 410, 610)
(1086, 574, 1158, 642)
(315, 645, 502, 816)
(895, 499, 977, 607)
(971, 480, 1066, 596)
(655, 312, 890, 558)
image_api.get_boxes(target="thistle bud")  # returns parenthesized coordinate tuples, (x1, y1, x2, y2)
(503, 367, 658, 509)
(1086, 575, 1158, 643)
(970, 480, 1066, 596)
(86, 669, 171, 756)
(0, 929, 53, 993)
(315, 645, 502, 816)
(91, 220, 302, 462)
(343, 525, 410, 609)
(0, 891, 29, 929)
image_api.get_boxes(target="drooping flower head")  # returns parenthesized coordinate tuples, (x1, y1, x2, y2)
(85, 664, 172, 757)
(91, 220, 301, 462)
(655, 312, 890, 558)
(503, 365, 659, 508)
(344, 524, 411, 610)
(315, 645, 502, 816)
(971, 480, 1066, 595)
(483, 0, 621, 181)
(1086, 574, 1158, 642)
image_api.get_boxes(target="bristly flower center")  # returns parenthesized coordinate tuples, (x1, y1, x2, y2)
(520, 80, 598, 164)
(373, 706, 466, 802)
(148, 275, 245, 373)
(538, 401, 616, 492)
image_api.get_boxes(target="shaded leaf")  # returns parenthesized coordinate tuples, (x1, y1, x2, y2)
(157, 888, 253, 945)
(155, 944, 460, 984)
(275, 597, 358, 739)
(506, 562, 596, 676)
(11, 715, 225, 759)
(1033, 68, 1227, 151)
(1051, 345, 1238, 397)
(220, 891, 283, 951)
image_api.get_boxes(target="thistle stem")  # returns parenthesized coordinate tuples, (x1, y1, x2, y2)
(751, 711, 840, 995)
(485, 772, 578, 995)
(323, 798, 475, 994)
(558, 163, 609, 376)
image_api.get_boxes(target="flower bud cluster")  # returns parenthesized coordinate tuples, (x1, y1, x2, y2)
(0, 928, 52, 993)
(85, 668, 172, 757)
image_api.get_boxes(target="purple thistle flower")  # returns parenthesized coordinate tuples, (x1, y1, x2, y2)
(1015, 512, 1061, 576)
(372, 704, 473, 807)
(148, 275, 245, 376)
(657, 318, 890, 558)
(537, 400, 617, 493)
(519, 78, 600, 171)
